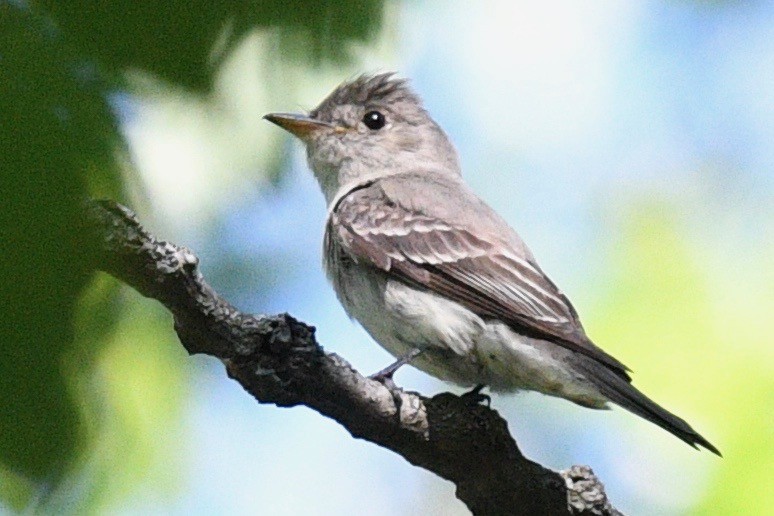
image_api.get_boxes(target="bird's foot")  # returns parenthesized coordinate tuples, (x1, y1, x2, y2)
(368, 348, 423, 390)
(461, 384, 491, 407)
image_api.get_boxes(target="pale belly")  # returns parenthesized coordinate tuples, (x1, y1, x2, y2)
(328, 260, 606, 406)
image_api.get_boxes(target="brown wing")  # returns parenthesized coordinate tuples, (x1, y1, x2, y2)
(328, 176, 630, 376)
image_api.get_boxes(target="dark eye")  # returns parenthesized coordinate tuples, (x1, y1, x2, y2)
(362, 110, 386, 130)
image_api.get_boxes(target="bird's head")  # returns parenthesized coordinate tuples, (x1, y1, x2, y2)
(265, 73, 461, 203)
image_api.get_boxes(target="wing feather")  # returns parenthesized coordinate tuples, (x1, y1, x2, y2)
(328, 176, 630, 375)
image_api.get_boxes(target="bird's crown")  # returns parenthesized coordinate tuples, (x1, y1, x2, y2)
(311, 73, 420, 119)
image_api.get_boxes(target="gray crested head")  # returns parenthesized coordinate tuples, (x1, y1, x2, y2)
(265, 73, 461, 204)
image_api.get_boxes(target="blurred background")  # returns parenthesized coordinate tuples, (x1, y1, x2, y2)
(1, 0, 771, 514)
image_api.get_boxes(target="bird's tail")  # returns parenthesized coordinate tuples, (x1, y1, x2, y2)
(577, 358, 721, 456)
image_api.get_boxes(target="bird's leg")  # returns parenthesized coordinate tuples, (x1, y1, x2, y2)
(369, 348, 422, 389)
(461, 384, 491, 407)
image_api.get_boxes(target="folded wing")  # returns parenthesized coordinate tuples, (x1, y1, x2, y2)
(328, 174, 630, 377)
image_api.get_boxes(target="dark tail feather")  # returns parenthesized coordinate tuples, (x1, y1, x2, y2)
(579, 359, 721, 456)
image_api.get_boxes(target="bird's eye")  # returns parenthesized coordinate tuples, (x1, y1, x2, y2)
(362, 110, 386, 130)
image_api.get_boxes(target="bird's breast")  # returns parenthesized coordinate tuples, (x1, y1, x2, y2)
(324, 224, 490, 383)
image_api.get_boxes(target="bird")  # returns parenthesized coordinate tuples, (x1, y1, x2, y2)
(264, 72, 720, 455)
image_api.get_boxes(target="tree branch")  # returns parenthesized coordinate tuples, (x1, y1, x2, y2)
(83, 199, 621, 516)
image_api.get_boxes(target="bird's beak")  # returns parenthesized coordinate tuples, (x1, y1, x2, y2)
(263, 113, 340, 139)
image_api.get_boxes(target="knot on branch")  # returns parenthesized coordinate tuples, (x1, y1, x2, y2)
(562, 465, 622, 516)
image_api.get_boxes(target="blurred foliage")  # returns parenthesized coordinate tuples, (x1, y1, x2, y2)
(592, 202, 772, 514)
(32, 0, 385, 91)
(47, 282, 189, 513)
(0, 0, 385, 510)
(0, 2, 122, 490)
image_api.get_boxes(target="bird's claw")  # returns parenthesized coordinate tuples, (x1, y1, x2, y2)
(369, 370, 399, 391)
(461, 384, 491, 407)
(368, 348, 422, 390)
